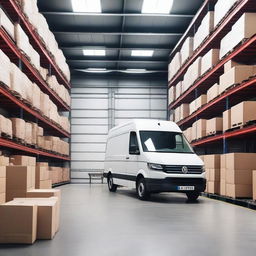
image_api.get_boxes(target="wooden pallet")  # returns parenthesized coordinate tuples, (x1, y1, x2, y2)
(13, 136, 25, 145)
(1, 133, 12, 140)
(10, 90, 22, 100)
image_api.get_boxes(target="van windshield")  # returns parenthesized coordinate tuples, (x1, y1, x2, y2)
(139, 131, 194, 153)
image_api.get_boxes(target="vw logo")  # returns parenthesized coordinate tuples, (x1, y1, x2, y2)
(182, 166, 188, 174)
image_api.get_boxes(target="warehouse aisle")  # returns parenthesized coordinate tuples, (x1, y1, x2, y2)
(1, 184, 256, 256)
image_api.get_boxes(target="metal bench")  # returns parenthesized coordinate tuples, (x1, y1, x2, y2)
(88, 172, 104, 184)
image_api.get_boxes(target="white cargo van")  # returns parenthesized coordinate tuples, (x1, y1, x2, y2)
(104, 119, 206, 201)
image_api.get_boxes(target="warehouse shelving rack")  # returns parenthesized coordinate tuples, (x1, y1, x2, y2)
(1, 0, 71, 90)
(168, 0, 256, 153)
(0, 137, 70, 161)
(0, 1, 71, 166)
(0, 27, 70, 111)
(168, 0, 256, 88)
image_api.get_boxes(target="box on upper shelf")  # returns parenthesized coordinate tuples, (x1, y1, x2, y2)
(193, 11, 214, 51)
(230, 101, 256, 128)
(206, 117, 223, 136)
(180, 37, 194, 65)
(201, 49, 220, 75)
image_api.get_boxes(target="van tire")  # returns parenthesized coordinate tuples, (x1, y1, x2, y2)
(186, 192, 200, 201)
(136, 177, 150, 200)
(108, 174, 117, 192)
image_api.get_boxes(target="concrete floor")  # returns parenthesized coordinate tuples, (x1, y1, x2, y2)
(0, 184, 256, 256)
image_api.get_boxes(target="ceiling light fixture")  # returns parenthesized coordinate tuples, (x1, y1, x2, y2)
(131, 50, 154, 57)
(83, 49, 106, 56)
(71, 0, 102, 13)
(142, 0, 173, 14)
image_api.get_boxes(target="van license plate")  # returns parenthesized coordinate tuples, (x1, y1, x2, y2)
(177, 186, 195, 191)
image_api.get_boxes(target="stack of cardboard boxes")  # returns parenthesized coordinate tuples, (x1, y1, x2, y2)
(220, 13, 256, 58)
(202, 153, 256, 199)
(20, 0, 70, 82)
(0, 154, 70, 244)
(204, 155, 221, 194)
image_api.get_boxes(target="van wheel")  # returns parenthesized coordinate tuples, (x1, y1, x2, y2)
(136, 178, 150, 200)
(186, 192, 200, 202)
(108, 174, 117, 192)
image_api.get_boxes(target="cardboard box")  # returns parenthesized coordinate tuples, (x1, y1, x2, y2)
(209, 169, 220, 182)
(253, 171, 256, 200)
(226, 169, 253, 185)
(214, 0, 237, 27)
(0, 177, 6, 194)
(207, 181, 220, 194)
(226, 184, 252, 198)
(224, 60, 240, 73)
(225, 153, 256, 170)
(194, 11, 214, 50)
(10, 118, 26, 140)
(0, 166, 6, 178)
(40, 92, 50, 117)
(0, 156, 9, 166)
(13, 198, 58, 239)
(196, 119, 207, 139)
(168, 52, 181, 82)
(10, 155, 36, 166)
(191, 122, 197, 141)
(0, 8, 15, 40)
(26, 189, 61, 231)
(36, 166, 50, 181)
(207, 83, 219, 103)
(0, 193, 5, 204)
(195, 94, 207, 110)
(204, 155, 221, 169)
(206, 117, 223, 135)
(6, 166, 35, 201)
(180, 104, 189, 120)
(0, 50, 11, 87)
(220, 180, 226, 196)
(181, 37, 194, 64)
(219, 66, 255, 94)
(32, 83, 41, 110)
(0, 204, 37, 244)
(231, 13, 256, 51)
(231, 101, 256, 127)
(223, 109, 231, 131)
(38, 180, 52, 189)
(201, 49, 219, 75)
(38, 126, 44, 137)
(168, 86, 176, 105)
(189, 99, 196, 115)
(174, 107, 180, 123)
(0, 115, 12, 138)
(25, 122, 32, 145)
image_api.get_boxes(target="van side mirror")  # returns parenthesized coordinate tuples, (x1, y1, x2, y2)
(129, 144, 140, 155)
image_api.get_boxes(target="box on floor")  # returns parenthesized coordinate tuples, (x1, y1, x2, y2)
(0, 204, 37, 244)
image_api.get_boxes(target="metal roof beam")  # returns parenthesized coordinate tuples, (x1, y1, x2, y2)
(61, 46, 172, 51)
(67, 59, 168, 64)
(42, 12, 194, 18)
(53, 31, 182, 36)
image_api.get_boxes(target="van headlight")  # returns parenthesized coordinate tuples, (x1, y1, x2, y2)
(147, 163, 163, 171)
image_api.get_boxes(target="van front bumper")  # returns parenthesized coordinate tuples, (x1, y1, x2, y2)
(145, 177, 206, 193)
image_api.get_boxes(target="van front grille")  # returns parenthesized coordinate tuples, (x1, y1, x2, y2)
(163, 165, 203, 174)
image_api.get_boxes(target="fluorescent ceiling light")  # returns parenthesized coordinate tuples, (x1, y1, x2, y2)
(127, 69, 147, 72)
(83, 49, 106, 56)
(131, 50, 154, 57)
(142, 0, 173, 14)
(84, 68, 108, 73)
(87, 68, 107, 71)
(71, 0, 102, 13)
